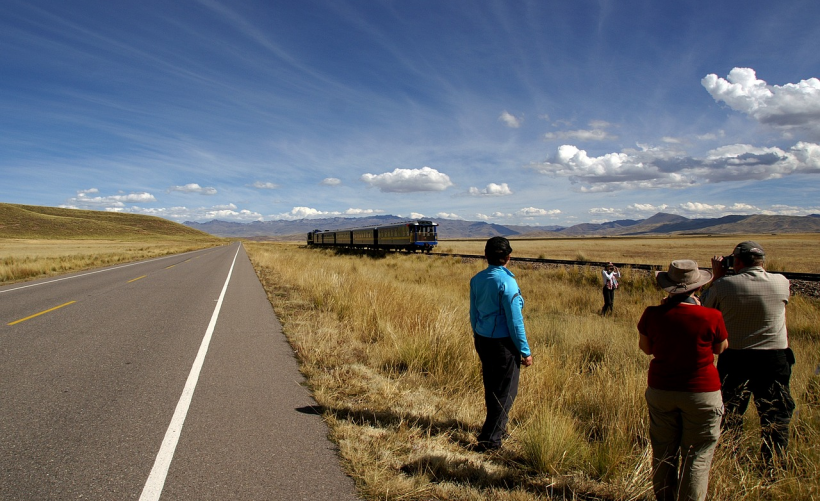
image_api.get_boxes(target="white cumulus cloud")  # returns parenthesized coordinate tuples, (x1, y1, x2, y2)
(703, 68, 820, 136)
(436, 212, 462, 219)
(532, 141, 820, 191)
(759, 204, 820, 216)
(321, 177, 342, 186)
(627, 203, 669, 213)
(205, 208, 263, 220)
(123, 205, 262, 222)
(697, 142, 820, 182)
(273, 206, 382, 220)
(589, 207, 620, 215)
(586, 201, 820, 222)
(515, 207, 561, 218)
(499, 111, 522, 128)
(168, 183, 217, 195)
(278, 207, 340, 219)
(344, 208, 383, 215)
(468, 182, 513, 196)
(65, 190, 157, 209)
(588, 204, 670, 219)
(361, 167, 453, 193)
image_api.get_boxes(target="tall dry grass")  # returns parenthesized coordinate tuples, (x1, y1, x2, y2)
(0, 239, 222, 284)
(246, 242, 820, 500)
(438, 234, 820, 274)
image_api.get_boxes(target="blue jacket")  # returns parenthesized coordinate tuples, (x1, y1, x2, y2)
(470, 265, 531, 357)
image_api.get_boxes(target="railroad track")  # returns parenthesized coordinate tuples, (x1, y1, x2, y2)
(309, 247, 820, 295)
(434, 253, 820, 283)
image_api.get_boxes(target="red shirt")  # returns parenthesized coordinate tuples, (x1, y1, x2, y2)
(638, 303, 728, 392)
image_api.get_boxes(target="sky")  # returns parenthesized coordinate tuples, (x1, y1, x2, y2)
(2, 0, 820, 227)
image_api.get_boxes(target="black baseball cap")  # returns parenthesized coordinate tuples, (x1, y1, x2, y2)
(485, 236, 513, 256)
(733, 241, 765, 257)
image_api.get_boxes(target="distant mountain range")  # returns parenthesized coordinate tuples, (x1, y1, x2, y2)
(184, 212, 820, 240)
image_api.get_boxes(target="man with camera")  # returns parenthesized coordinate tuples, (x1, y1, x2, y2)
(700, 241, 794, 468)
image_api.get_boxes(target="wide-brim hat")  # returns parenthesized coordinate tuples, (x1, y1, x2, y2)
(655, 259, 713, 295)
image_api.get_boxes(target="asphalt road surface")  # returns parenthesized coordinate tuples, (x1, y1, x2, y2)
(0, 242, 360, 500)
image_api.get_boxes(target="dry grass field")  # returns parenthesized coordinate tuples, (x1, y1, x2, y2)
(246, 237, 820, 501)
(437, 233, 820, 274)
(0, 239, 223, 284)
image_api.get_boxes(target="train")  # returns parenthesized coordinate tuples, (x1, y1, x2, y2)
(307, 220, 439, 253)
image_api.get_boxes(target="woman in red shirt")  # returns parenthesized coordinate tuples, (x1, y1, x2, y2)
(638, 260, 728, 501)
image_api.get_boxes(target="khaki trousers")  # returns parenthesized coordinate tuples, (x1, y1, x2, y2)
(645, 387, 723, 501)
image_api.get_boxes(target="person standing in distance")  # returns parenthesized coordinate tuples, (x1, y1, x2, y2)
(469, 236, 533, 452)
(601, 262, 621, 316)
(700, 241, 794, 468)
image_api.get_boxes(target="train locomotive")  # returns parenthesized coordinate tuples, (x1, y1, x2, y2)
(307, 220, 438, 253)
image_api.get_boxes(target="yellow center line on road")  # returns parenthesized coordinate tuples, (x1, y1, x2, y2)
(7, 301, 77, 326)
(128, 275, 147, 283)
(165, 257, 196, 270)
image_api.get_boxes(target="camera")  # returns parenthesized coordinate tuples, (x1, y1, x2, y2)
(721, 255, 735, 274)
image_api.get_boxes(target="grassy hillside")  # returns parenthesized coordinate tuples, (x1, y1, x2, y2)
(0, 203, 219, 241)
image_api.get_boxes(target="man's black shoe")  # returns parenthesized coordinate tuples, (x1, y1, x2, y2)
(468, 442, 500, 453)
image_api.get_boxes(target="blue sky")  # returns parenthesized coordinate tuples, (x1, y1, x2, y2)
(2, 0, 820, 226)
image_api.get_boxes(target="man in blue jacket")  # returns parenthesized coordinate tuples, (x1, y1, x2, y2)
(469, 236, 533, 452)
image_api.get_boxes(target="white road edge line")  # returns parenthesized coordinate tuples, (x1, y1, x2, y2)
(139, 243, 241, 501)
(0, 247, 219, 295)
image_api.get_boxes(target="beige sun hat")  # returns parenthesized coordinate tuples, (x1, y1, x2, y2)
(655, 260, 713, 295)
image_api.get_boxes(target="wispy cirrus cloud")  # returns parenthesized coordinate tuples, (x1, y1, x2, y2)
(545, 120, 617, 142)
(251, 181, 279, 189)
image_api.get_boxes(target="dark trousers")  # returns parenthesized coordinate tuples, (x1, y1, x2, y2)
(601, 287, 615, 315)
(717, 348, 796, 462)
(474, 335, 521, 447)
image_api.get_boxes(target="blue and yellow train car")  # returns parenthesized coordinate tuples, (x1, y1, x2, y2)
(307, 220, 438, 253)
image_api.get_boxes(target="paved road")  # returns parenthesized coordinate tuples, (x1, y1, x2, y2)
(0, 242, 360, 500)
